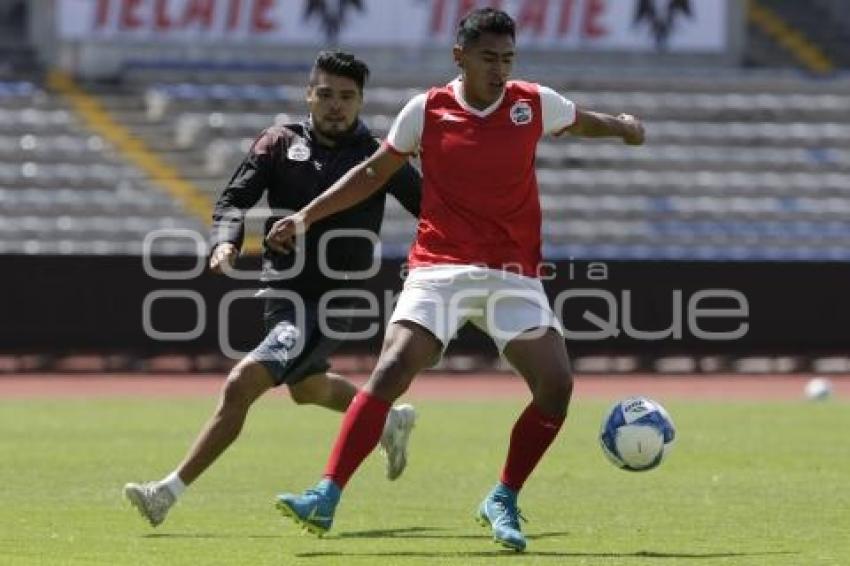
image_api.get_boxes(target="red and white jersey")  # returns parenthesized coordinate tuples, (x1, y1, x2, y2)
(385, 78, 576, 277)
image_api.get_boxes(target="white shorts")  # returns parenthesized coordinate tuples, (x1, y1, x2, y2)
(389, 264, 563, 354)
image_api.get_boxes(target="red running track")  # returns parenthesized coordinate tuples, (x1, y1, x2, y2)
(0, 373, 847, 401)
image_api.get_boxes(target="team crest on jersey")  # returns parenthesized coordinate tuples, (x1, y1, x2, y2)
(510, 100, 533, 126)
(287, 139, 311, 161)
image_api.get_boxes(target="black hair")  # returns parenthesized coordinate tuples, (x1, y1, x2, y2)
(310, 50, 370, 92)
(456, 8, 516, 47)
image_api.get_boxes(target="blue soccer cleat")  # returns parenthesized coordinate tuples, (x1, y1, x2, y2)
(476, 484, 527, 552)
(275, 479, 340, 537)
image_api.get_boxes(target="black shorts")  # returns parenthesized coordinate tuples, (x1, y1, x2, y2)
(250, 296, 352, 387)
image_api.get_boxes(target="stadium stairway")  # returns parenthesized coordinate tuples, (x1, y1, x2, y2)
(0, 77, 205, 255)
(755, 0, 850, 70)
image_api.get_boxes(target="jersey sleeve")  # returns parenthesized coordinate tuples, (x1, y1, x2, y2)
(209, 127, 282, 251)
(539, 85, 577, 136)
(385, 93, 426, 155)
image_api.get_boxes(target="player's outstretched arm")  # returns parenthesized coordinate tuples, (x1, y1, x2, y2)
(564, 109, 645, 146)
(266, 145, 407, 253)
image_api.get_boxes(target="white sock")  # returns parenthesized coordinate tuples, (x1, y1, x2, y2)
(161, 471, 186, 499)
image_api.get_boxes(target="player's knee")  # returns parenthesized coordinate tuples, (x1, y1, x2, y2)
(557, 374, 574, 407)
(288, 377, 326, 406)
(221, 362, 269, 409)
(369, 352, 415, 398)
(221, 377, 252, 410)
(288, 386, 310, 405)
(372, 353, 407, 382)
(561, 367, 574, 396)
(535, 369, 573, 414)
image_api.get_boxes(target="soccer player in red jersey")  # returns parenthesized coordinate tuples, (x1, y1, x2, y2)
(267, 8, 644, 552)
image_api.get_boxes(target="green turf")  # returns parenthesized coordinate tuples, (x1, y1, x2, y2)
(1, 395, 848, 565)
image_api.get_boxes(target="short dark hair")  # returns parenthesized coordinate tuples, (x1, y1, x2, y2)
(310, 50, 370, 92)
(456, 8, 516, 47)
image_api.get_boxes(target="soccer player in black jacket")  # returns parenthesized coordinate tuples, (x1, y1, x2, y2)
(124, 52, 421, 527)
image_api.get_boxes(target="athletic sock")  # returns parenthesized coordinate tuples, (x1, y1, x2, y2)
(161, 471, 186, 499)
(500, 402, 565, 492)
(323, 390, 391, 489)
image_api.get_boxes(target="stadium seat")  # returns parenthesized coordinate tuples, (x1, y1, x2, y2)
(7, 72, 848, 260)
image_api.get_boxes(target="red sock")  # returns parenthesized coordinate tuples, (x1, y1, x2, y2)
(323, 390, 390, 489)
(500, 403, 565, 492)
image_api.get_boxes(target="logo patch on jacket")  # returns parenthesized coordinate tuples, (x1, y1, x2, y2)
(510, 101, 533, 126)
(287, 138, 311, 161)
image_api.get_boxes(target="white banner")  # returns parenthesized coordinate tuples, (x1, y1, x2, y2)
(57, 0, 728, 52)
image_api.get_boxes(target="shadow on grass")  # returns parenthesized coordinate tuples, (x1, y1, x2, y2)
(309, 528, 800, 559)
(294, 550, 799, 560)
(142, 533, 280, 540)
(337, 527, 568, 541)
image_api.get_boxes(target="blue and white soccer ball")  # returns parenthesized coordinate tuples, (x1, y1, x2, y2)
(599, 397, 676, 472)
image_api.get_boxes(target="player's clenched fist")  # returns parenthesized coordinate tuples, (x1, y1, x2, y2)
(618, 113, 645, 146)
(266, 214, 306, 254)
(209, 242, 238, 274)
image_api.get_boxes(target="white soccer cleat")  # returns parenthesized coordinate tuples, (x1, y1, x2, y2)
(379, 404, 417, 481)
(123, 481, 176, 527)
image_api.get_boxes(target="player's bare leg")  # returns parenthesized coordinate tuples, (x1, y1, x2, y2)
(290, 371, 356, 411)
(125, 359, 421, 526)
(291, 372, 419, 479)
(124, 358, 272, 526)
(275, 321, 440, 534)
(477, 327, 573, 551)
(364, 320, 442, 402)
(362, 321, 436, 479)
(503, 328, 573, 417)
(175, 359, 274, 485)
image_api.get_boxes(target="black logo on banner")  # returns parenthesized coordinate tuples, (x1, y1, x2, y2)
(633, 0, 693, 50)
(304, 0, 365, 43)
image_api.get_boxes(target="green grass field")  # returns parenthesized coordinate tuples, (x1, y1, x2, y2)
(1, 395, 848, 565)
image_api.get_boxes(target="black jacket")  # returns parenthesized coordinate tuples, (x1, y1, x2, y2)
(210, 119, 421, 299)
